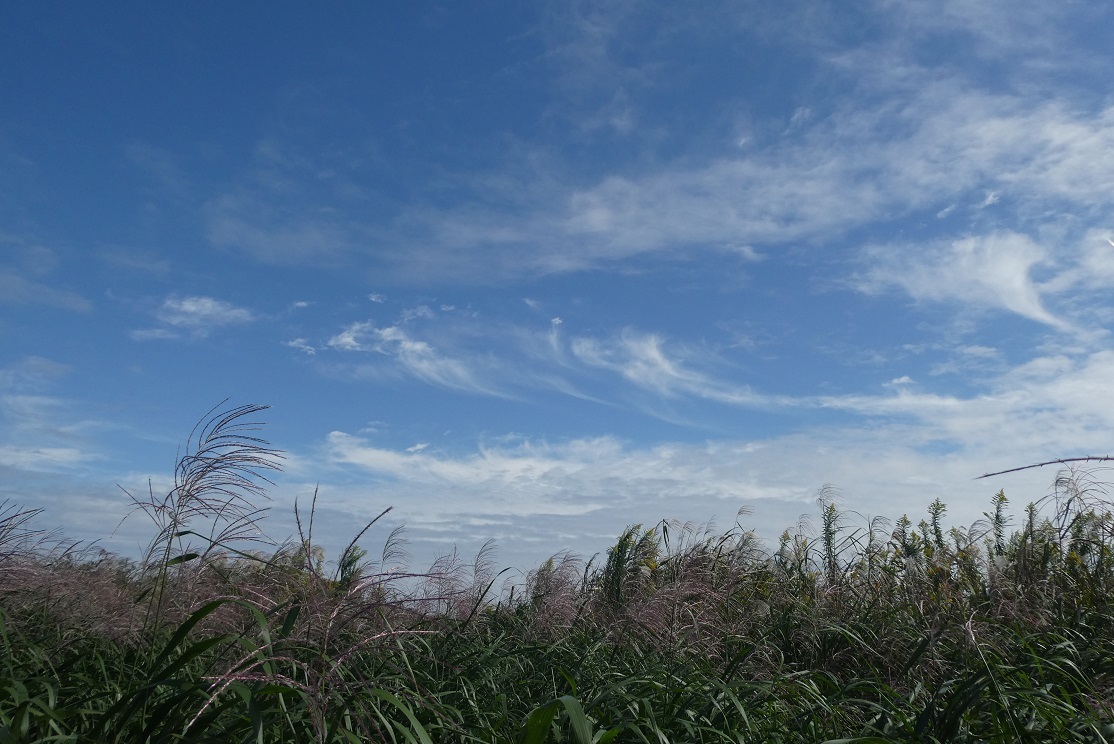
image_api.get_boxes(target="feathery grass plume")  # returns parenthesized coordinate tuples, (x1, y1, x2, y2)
(0, 502, 50, 612)
(817, 485, 846, 587)
(513, 551, 586, 638)
(119, 401, 283, 635)
(0, 501, 48, 565)
(986, 489, 1010, 558)
(596, 523, 661, 613)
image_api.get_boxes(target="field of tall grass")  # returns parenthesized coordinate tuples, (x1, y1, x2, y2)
(3, 404, 1114, 742)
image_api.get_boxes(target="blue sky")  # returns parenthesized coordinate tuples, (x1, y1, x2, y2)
(4, 2, 1114, 573)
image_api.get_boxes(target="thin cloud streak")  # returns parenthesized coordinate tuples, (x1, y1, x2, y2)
(133, 295, 257, 341)
(317, 314, 777, 411)
(0, 444, 95, 470)
(203, 88, 1114, 288)
(0, 269, 91, 311)
(571, 330, 773, 407)
(326, 320, 502, 396)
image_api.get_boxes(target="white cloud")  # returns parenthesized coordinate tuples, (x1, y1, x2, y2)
(874, 0, 1095, 63)
(326, 321, 497, 394)
(0, 366, 110, 504)
(959, 345, 999, 358)
(571, 330, 768, 406)
(927, 345, 1004, 376)
(814, 350, 1114, 459)
(369, 92, 1114, 288)
(0, 444, 94, 470)
(788, 106, 812, 129)
(537, 0, 654, 136)
(399, 305, 434, 323)
(198, 77, 1114, 306)
(728, 245, 763, 262)
(0, 394, 66, 434)
(308, 419, 1047, 571)
(285, 338, 316, 355)
(1040, 230, 1114, 296)
(181, 0, 1112, 318)
(565, 95, 1114, 258)
(151, 295, 255, 338)
(327, 320, 374, 352)
(318, 316, 790, 416)
(323, 430, 744, 519)
(573, 332, 698, 395)
(299, 341, 1114, 569)
(860, 231, 1069, 329)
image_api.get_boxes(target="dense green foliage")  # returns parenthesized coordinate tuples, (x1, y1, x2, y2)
(2, 405, 1113, 742)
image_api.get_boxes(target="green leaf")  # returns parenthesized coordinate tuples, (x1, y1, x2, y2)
(520, 695, 595, 744)
(519, 702, 560, 744)
(363, 688, 434, 744)
(165, 552, 200, 567)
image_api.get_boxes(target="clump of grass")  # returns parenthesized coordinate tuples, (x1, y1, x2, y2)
(3, 403, 1114, 742)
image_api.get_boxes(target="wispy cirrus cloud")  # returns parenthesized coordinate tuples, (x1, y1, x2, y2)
(0, 241, 91, 312)
(554, 93, 1114, 264)
(304, 342, 1114, 569)
(0, 444, 94, 470)
(201, 88, 1114, 298)
(816, 349, 1114, 457)
(0, 359, 104, 476)
(306, 292, 1114, 462)
(157, 295, 254, 330)
(206, 190, 362, 266)
(322, 429, 762, 523)
(873, 0, 1104, 63)
(285, 338, 316, 355)
(327, 320, 498, 395)
(0, 269, 91, 311)
(176, 0, 1114, 349)
(0, 356, 70, 392)
(857, 231, 1068, 330)
(132, 295, 256, 341)
(857, 229, 1114, 333)
(314, 309, 776, 412)
(571, 330, 771, 407)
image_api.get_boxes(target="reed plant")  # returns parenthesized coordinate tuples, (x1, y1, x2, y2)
(2, 403, 1114, 742)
